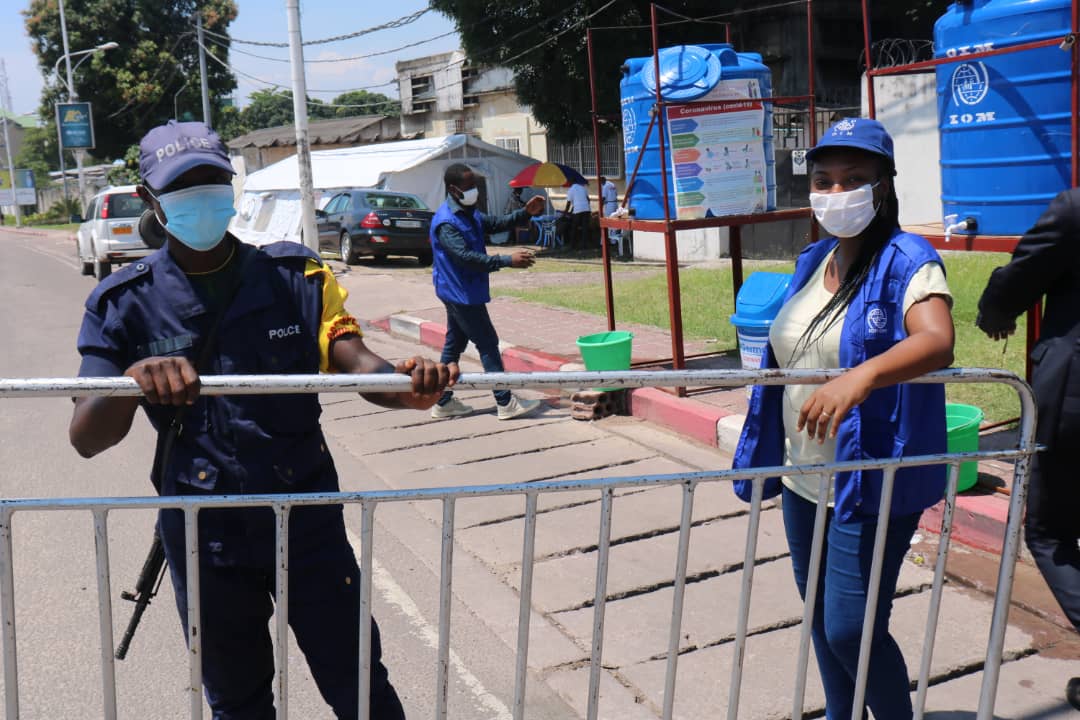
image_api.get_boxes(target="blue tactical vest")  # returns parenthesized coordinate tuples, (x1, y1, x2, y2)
(78, 239, 341, 564)
(430, 199, 490, 305)
(731, 228, 948, 522)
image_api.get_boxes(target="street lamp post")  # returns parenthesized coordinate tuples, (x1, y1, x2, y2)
(56, 0, 117, 216)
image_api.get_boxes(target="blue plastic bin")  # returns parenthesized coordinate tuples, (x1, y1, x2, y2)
(729, 272, 791, 372)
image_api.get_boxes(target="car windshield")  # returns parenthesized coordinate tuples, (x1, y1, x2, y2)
(106, 193, 149, 219)
(364, 193, 427, 210)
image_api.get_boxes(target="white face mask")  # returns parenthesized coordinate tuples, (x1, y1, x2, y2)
(456, 187, 479, 207)
(809, 182, 880, 238)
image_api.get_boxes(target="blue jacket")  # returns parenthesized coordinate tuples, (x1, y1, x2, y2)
(77, 239, 340, 564)
(431, 200, 493, 305)
(732, 229, 948, 522)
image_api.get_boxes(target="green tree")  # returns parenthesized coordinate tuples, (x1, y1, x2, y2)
(14, 125, 59, 189)
(238, 88, 296, 130)
(430, 0, 947, 141)
(23, 0, 238, 162)
(330, 90, 399, 118)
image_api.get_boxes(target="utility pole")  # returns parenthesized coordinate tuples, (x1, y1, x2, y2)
(57, 0, 87, 215)
(196, 10, 212, 127)
(0, 59, 23, 227)
(285, 0, 318, 252)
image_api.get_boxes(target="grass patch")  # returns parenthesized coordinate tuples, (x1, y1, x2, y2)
(494, 251, 1025, 423)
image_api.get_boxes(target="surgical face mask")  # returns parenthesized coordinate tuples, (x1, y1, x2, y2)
(809, 182, 880, 238)
(150, 184, 236, 252)
(456, 187, 479, 207)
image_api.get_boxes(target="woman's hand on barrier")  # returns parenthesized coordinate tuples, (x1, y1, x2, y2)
(125, 356, 201, 406)
(797, 366, 874, 444)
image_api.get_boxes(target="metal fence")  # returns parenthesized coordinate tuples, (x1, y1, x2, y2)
(0, 369, 1037, 720)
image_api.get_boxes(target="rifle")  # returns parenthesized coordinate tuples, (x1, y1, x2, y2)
(113, 243, 255, 660)
(115, 530, 167, 660)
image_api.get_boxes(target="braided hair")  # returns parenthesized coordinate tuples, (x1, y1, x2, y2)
(788, 155, 900, 365)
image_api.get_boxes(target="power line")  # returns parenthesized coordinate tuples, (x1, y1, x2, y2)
(203, 27, 459, 65)
(498, 0, 620, 66)
(200, 7, 431, 48)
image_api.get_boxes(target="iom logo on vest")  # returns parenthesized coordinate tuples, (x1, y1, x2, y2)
(269, 324, 301, 340)
(866, 306, 889, 337)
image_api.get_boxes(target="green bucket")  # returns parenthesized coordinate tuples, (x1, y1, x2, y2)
(576, 331, 633, 391)
(945, 403, 983, 493)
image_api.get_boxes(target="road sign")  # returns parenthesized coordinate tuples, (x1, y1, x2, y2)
(0, 168, 35, 205)
(56, 101, 95, 150)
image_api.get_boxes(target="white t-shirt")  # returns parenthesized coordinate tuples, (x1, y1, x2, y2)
(767, 249, 952, 505)
(567, 184, 591, 214)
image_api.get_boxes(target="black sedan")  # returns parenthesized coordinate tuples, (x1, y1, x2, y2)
(316, 190, 434, 266)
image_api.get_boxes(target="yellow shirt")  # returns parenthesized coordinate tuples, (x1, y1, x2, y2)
(767, 250, 951, 505)
(304, 259, 362, 372)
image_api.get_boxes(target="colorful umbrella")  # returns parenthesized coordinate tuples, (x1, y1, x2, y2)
(509, 162, 588, 188)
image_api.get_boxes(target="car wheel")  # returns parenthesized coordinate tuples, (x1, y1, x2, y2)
(416, 250, 433, 267)
(339, 232, 357, 265)
(94, 259, 111, 281)
(81, 260, 93, 276)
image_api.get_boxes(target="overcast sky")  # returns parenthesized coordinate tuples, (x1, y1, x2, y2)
(1, 2, 461, 117)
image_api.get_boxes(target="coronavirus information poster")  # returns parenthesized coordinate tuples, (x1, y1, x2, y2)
(667, 98, 766, 219)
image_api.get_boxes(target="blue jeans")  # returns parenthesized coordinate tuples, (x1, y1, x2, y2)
(781, 487, 920, 720)
(438, 301, 510, 406)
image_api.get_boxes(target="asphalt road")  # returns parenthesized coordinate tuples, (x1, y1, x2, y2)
(0, 228, 1075, 719)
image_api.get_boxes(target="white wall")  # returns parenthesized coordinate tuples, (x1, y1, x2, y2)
(862, 72, 942, 226)
(633, 227, 730, 262)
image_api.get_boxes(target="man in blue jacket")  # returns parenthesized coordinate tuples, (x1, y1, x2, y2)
(430, 163, 546, 420)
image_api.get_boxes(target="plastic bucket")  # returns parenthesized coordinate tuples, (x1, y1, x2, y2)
(577, 331, 633, 391)
(733, 325, 770, 371)
(945, 403, 984, 493)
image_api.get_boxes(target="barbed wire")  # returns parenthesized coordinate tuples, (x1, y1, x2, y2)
(863, 38, 936, 69)
(199, 7, 431, 48)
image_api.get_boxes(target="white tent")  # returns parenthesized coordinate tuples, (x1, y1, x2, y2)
(231, 134, 545, 246)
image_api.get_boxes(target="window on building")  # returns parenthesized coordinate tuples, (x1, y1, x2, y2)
(548, 135, 622, 178)
(495, 137, 521, 154)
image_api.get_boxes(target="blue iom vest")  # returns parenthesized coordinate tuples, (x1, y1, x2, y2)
(732, 228, 948, 522)
(430, 199, 490, 305)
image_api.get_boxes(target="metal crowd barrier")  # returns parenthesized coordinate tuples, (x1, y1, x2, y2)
(0, 369, 1037, 720)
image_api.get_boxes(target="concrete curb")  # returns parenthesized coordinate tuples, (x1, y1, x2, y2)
(369, 311, 1013, 553)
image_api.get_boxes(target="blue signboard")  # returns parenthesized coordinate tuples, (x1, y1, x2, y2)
(56, 102, 95, 150)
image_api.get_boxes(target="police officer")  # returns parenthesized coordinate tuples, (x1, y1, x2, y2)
(69, 121, 457, 719)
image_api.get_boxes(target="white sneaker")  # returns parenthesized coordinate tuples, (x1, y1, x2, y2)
(497, 394, 543, 420)
(431, 397, 474, 419)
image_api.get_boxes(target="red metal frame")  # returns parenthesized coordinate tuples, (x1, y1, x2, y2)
(862, 0, 1079, 383)
(587, 1, 820, 389)
(584, 0, 1077, 387)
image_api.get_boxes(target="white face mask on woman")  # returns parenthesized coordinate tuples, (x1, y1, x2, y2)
(809, 182, 880, 238)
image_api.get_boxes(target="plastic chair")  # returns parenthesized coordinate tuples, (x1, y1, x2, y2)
(532, 215, 562, 248)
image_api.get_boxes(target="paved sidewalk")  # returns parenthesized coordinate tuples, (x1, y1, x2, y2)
(363, 266, 1027, 577)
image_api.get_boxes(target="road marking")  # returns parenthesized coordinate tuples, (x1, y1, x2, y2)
(17, 241, 81, 271)
(345, 528, 511, 720)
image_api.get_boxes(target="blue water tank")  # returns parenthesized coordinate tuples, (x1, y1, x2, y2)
(621, 44, 776, 220)
(935, 0, 1072, 236)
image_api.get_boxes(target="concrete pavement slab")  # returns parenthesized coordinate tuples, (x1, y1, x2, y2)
(362, 419, 607, 474)
(618, 586, 1033, 720)
(509, 509, 791, 613)
(458, 481, 763, 569)
(542, 664, 662, 720)
(551, 559, 934, 669)
(921, 654, 1078, 719)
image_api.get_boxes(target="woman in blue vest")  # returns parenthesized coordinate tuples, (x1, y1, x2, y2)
(732, 118, 955, 720)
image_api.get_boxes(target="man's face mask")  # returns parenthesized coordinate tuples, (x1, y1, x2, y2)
(149, 184, 236, 252)
(809, 182, 880, 238)
(454, 186, 479, 207)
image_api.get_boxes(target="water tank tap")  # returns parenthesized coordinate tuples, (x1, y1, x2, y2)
(943, 215, 977, 243)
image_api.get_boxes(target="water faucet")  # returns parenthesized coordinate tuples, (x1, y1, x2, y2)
(943, 214, 977, 243)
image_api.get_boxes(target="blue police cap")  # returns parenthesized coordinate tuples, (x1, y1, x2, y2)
(139, 120, 234, 190)
(805, 117, 895, 164)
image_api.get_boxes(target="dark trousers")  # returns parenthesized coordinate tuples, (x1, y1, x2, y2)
(438, 301, 510, 406)
(569, 211, 591, 250)
(1025, 451, 1080, 632)
(162, 512, 405, 720)
(782, 487, 920, 720)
